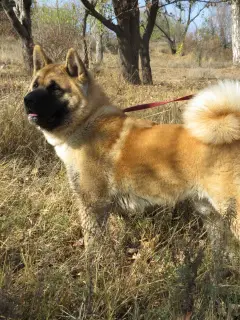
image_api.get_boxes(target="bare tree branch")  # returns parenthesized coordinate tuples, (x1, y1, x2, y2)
(80, 0, 121, 35)
(180, 2, 209, 42)
(163, 8, 171, 35)
(82, 8, 89, 67)
(182, 1, 193, 37)
(142, 0, 159, 42)
(107, 0, 224, 24)
(155, 20, 174, 44)
(189, 3, 209, 24)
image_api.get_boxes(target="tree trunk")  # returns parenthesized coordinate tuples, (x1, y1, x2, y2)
(113, 0, 141, 84)
(2, 0, 34, 73)
(82, 9, 89, 68)
(232, 0, 240, 65)
(171, 47, 177, 54)
(139, 0, 158, 84)
(140, 39, 152, 85)
(169, 39, 177, 54)
(81, 0, 141, 84)
(117, 34, 140, 84)
(22, 36, 34, 71)
(88, 31, 94, 67)
(95, 32, 103, 64)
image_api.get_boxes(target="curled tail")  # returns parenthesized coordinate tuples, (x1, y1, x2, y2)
(183, 81, 240, 144)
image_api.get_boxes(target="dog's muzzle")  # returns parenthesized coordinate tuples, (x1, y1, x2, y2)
(24, 88, 68, 130)
(24, 88, 52, 120)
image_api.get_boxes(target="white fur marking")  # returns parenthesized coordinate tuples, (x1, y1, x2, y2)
(184, 81, 240, 144)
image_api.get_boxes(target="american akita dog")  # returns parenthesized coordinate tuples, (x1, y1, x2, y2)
(24, 45, 240, 249)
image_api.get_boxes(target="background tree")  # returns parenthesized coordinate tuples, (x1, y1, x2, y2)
(216, 3, 231, 49)
(155, 1, 208, 55)
(0, 3, 15, 36)
(82, 0, 99, 68)
(33, 1, 82, 61)
(94, 1, 111, 64)
(202, 3, 231, 49)
(232, 0, 240, 65)
(81, 0, 141, 84)
(154, 8, 182, 54)
(1, 0, 33, 73)
(85, 0, 113, 66)
(81, 0, 160, 84)
(140, 0, 159, 84)
(82, 5, 90, 68)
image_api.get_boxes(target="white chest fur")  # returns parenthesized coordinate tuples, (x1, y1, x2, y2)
(55, 144, 70, 163)
(42, 130, 72, 165)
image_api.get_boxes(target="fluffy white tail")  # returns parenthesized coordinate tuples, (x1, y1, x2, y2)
(183, 81, 240, 144)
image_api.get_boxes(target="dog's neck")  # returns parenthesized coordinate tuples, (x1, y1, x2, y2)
(42, 104, 124, 148)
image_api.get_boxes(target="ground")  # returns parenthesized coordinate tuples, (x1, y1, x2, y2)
(0, 38, 240, 320)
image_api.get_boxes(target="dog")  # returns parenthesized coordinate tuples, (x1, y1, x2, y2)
(24, 45, 240, 250)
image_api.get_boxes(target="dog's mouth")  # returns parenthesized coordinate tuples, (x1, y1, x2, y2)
(26, 108, 69, 130)
(27, 112, 57, 123)
(28, 113, 38, 122)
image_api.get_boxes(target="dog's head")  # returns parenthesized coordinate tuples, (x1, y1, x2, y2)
(24, 45, 93, 132)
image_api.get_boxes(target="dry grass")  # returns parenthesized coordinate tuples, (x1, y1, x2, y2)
(0, 37, 23, 67)
(0, 38, 240, 320)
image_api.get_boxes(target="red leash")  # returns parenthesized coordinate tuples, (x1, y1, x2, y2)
(123, 94, 194, 113)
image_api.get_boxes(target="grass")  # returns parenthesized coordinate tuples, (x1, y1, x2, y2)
(0, 37, 240, 320)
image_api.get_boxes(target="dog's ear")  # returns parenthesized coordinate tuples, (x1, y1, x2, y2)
(65, 48, 88, 80)
(33, 45, 52, 75)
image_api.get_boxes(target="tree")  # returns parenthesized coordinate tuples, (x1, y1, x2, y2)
(82, 0, 98, 68)
(154, 9, 180, 54)
(232, 0, 240, 65)
(0, 4, 14, 36)
(1, 0, 34, 73)
(81, 0, 159, 84)
(155, 1, 208, 55)
(85, 0, 111, 66)
(81, 0, 140, 84)
(95, 25, 104, 64)
(201, 3, 231, 49)
(94, 1, 109, 64)
(140, 0, 159, 84)
(33, 1, 82, 62)
(216, 3, 231, 49)
(82, 7, 90, 68)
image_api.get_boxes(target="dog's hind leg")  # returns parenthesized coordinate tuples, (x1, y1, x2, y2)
(226, 198, 240, 267)
(193, 198, 225, 253)
(231, 198, 240, 242)
(196, 197, 240, 253)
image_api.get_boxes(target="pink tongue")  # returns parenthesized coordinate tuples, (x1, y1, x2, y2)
(29, 113, 38, 117)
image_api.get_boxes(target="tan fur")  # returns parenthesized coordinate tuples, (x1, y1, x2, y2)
(28, 46, 240, 248)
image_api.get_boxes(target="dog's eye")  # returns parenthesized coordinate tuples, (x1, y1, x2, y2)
(48, 80, 61, 92)
(33, 81, 38, 89)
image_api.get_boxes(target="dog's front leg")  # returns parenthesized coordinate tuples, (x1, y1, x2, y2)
(66, 165, 111, 249)
(78, 199, 111, 315)
(78, 199, 111, 251)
